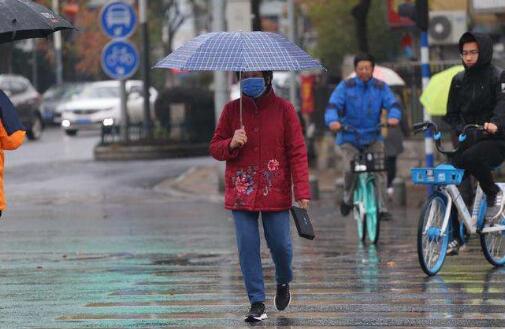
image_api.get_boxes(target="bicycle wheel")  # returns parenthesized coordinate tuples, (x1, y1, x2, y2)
(353, 183, 366, 242)
(364, 178, 380, 244)
(417, 191, 450, 276)
(480, 215, 505, 266)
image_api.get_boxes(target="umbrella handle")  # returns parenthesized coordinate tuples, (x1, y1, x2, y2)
(240, 92, 243, 128)
(239, 71, 243, 128)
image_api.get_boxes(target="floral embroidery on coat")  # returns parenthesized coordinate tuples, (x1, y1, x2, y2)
(263, 159, 280, 196)
(233, 166, 256, 195)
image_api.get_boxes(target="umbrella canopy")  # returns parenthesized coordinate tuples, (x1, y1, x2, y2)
(154, 31, 324, 72)
(347, 65, 405, 86)
(420, 65, 464, 116)
(0, 0, 74, 44)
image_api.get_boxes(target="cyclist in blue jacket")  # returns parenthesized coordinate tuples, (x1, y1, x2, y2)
(325, 54, 401, 220)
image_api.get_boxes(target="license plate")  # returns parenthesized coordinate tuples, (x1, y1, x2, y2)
(76, 119, 92, 124)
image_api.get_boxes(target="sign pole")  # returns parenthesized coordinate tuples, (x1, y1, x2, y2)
(52, 0, 63, 85)
(120, 79, 129, 142)
(139, 0, 153, 139)
(100, 1, 138, 143)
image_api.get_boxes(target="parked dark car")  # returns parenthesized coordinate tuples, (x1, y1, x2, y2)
(0, 75, 43, 140)
(41, 82, 85, 125)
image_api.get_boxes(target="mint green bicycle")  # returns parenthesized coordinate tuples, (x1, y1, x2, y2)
(343, 125, 385, 244)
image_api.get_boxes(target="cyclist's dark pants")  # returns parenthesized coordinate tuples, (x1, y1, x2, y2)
(452, 139, 505, 199)
(386, 156, 397, 188)
(458, 176, 476, 208)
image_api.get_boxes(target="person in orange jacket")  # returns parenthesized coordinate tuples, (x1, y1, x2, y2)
(0, 90, 26, 216)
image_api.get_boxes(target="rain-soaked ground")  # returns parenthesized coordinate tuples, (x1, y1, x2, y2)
(0, 129, 504, 328)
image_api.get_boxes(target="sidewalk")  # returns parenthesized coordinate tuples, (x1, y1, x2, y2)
(154, 165, 223, 203)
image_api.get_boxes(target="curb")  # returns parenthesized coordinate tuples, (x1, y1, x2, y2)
(94, 143, 210, 161)
(154, 165, 224, 203)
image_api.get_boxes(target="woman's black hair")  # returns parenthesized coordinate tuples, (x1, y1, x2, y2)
(353, 53, 376, 68)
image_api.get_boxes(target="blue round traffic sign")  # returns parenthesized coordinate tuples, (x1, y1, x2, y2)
(101, 40, 139, 80)
(100, 1, 137, 39)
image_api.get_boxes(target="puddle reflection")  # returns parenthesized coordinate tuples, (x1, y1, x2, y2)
(356, 244, 380, 292)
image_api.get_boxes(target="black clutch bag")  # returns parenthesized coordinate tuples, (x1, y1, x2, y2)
(290, 206, 315, 240)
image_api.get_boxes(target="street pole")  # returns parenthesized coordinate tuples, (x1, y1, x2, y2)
(212, 0, 228, 126)
(420, 32, 433, 169)
(139, 0, 153, 139)
(416, 0, 433, 193)
(120, 79, 129, 143)
(52, 0, 63, 85)
(32, 39, 38, 91)
(287, 0, 298, 111)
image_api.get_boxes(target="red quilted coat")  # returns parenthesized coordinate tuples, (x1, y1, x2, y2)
(210, 88, 310, 211)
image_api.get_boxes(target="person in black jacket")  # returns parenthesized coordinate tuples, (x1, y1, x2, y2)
(444, 32, 505, 254)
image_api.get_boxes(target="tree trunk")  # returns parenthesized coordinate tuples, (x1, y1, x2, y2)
(164, 31, 176, 88)
(0, 44, 13, 73)
(351, 0, 371, 53)
(251, 0, 262, 31)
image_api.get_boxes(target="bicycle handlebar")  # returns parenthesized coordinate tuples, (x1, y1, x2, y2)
(340, 124, 387, 148)
(341, 124, 386, 133)
(412, 121, 485, 155)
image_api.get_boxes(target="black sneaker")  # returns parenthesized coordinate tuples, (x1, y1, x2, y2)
(275, 283, 291, 311)
(340, 201, 353, 216)
(245, 302, 267, 322)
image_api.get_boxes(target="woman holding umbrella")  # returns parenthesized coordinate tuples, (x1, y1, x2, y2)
(209, 70, 310, 322)
(155, 31, 323, 322)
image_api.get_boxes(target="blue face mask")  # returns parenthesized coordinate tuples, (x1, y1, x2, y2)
(240, 77, 266, 98)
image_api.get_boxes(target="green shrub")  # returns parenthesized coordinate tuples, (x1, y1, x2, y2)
(154, 87, 215, 143)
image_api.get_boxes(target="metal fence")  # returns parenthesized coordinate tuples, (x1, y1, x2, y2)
(100, 123, 145, 145)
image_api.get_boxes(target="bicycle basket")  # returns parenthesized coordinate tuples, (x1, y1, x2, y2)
(411, 165, 464, 185)
(351, 152, 386, 173)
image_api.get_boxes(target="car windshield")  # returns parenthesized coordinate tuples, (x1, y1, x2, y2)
(77, 85, 119, 99)
(44, 84, 85, 101)
(0, 78, 29, 95)
(44, 86, 66, 100)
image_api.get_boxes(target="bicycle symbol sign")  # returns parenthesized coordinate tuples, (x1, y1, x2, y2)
(101, 40, 139, 80)
(100, 1, 137, 39)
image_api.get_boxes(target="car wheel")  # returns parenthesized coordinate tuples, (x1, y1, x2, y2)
(65, 129, 78, 136)
(26, 114, 43, 140)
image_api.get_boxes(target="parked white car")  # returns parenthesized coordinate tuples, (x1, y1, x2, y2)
(60, 80, 158, 136)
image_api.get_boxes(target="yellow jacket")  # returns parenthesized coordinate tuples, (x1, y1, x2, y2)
(0, 121, 25, 210)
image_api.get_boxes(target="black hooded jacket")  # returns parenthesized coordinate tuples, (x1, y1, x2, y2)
(444, 32, 505, 139)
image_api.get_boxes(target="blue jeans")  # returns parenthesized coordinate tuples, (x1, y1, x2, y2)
(232, 210, 293, 304)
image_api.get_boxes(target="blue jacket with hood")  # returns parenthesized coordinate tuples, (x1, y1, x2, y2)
(325, 76, 401, 148)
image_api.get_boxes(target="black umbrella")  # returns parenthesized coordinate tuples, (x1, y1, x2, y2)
(0, 0, 74, 44)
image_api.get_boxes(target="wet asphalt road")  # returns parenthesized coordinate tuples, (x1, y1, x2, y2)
(0, 128, 505, 328)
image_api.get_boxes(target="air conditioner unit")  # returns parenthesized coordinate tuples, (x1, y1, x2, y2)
(429, 11, 468, 46)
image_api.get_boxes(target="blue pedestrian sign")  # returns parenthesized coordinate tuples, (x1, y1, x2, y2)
(100, 1, 137, 39)
(101, 40, 139, 80)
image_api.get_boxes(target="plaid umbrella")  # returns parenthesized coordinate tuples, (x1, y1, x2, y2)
(154, 31, 324, 126)
(0, 0, 74, 44)
(154, 31, 324, 72)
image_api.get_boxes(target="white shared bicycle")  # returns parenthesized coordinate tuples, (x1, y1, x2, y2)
(411, 121, 505, 276)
